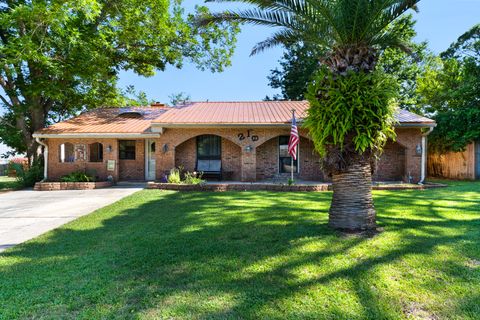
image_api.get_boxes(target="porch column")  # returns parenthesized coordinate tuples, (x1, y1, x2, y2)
(241, 146, 256, 182)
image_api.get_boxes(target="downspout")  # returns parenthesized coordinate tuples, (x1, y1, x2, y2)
(35, 137, 48, 181)
(419, 127, 434, 185)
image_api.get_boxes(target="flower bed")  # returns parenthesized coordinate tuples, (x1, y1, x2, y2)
(147, 182, 331, 192)
(147, 182, 447, 192)
(34, 181, 113, 191)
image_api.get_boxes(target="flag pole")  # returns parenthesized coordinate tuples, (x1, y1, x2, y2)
(291, 109, 295, 182)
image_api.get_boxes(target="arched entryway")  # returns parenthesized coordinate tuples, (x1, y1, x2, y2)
(374, 141, 407, 181)
(175, 134, 241, 180)
(256, 135, 324, 181)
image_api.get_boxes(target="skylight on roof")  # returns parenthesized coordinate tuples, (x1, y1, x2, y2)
(118, 108, 144, 118)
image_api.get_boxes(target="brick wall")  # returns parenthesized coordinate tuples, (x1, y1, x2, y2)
(221, 138, 242, 180)
(395, 128, 423, 182)
(256, 137, 278, 180)
(299, 137, 324, 181)
(119, 139, 145, 181)
(373, 141, 406, 181)
(44, 126, 425, 183)
(46, 138, 118, 181)
(174, 138, 196, 172)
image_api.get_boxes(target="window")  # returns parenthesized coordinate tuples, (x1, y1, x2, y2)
(89, 143, 103, 162)
(59, 143, 75, 163)
(279, 136, 298, 173)
(119, 140, 136, 160)
(196, 135, 221, 172)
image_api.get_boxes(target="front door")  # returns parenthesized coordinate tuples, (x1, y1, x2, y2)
(146, 140, 156, 180)
(476, 141, 480, 180)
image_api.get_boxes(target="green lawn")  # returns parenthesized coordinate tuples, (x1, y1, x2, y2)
(0, 181, 479, 319)
(0, 176, 18, 190)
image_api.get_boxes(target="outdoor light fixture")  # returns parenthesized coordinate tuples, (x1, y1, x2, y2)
(162, 143, 169, 154)
(106, 145, 113, 153)
(245, 145, 253, 153)
(416, 144, 422, 155)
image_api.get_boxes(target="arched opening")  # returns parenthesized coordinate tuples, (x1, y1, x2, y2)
(89, 143, 104, 162)
(374, 140, 406, 181)
(59, 143, 74, 163)
(256, 136, 324, 181)
(175, 135, 241, 180)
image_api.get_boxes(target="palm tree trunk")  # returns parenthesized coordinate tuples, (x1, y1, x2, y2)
(329, 159, 376, 231)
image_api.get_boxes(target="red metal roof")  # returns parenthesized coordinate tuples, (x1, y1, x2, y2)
(34, 101, 435, 136)
(153, 101, 435, 126)
(36, 107, 169, 134)
(153, 101, 310, 125)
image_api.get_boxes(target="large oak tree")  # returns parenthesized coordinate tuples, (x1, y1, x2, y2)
(0, 0, 238, 161)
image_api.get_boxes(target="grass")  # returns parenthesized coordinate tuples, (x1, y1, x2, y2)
(0, 176, 18, 190)
(0, 181, 479, 319)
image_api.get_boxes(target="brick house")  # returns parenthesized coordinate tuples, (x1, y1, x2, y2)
(33, 101, 436, 183)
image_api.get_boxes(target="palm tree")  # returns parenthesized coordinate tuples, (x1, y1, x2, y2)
(198, 0, 420, 231)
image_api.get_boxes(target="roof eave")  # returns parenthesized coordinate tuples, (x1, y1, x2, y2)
(395, 123, 437, 128)
(32, 132, 161, 139)
(152, 122, 436, 129)
(151, 123, 293, 128)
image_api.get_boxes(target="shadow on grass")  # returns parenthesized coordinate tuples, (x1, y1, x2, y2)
(0, 186, 479, 319)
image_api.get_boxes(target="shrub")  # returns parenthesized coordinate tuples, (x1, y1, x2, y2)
(60, 171, 95, 182)
(8, 158, 28, 177)
(12, 160, 44, 188)
(167, 168, 182, 184)
(184, 171, 204, 185)
(167, 168, 205, 185)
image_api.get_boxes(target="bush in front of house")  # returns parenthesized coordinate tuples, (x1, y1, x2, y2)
(60, 171, 95, 183)
(183, 171, 204, 185)
(167, 168, 182, 184)
(7, 158, 28, 177)
(11, 160, 44, 188)
(167, 167, 204, 185)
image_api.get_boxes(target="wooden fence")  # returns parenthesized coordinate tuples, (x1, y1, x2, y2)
(428, 143, 476, 180)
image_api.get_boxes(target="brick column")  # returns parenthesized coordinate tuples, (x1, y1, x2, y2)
(241, 146, 256, 182)
(108, 139, 119, 181)
(156, 142, 175, 180)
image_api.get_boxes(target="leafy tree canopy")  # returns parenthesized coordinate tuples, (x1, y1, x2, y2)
(169, 92, 191, 106)
(418, 24, 480, 153)
(0, 0, 239, 160)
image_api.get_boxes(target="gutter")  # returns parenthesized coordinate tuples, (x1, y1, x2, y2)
(32, 133, 161, 139)
(35, 137, 48, 182)
(419, 126, 435, 185)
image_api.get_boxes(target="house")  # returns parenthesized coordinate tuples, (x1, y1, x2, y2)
(32, 101, 436, 183)
(428, 142, 480, 180)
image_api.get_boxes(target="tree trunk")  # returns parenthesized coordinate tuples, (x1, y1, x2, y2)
(329, 159, 376, 231)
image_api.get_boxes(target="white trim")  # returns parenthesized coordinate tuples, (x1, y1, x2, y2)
(32, 133, 161, 139)
(35, 137, 48, 181)
(144, 140, 149, 181)
(419, 127, 434, 184)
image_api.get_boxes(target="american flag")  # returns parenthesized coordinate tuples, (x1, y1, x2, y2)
(288, 112, 299, 160)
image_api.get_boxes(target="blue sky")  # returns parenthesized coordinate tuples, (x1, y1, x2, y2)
(118, 0, 480, 103)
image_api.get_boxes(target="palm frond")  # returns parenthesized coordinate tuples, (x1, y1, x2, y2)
(198, 0, 422, 58)
(250, 29, 297, 55)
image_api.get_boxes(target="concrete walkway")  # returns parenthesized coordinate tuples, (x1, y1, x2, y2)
(0, 186, 144, 253)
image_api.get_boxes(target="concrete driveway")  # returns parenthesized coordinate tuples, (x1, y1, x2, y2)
(0, 186, 143, 252)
